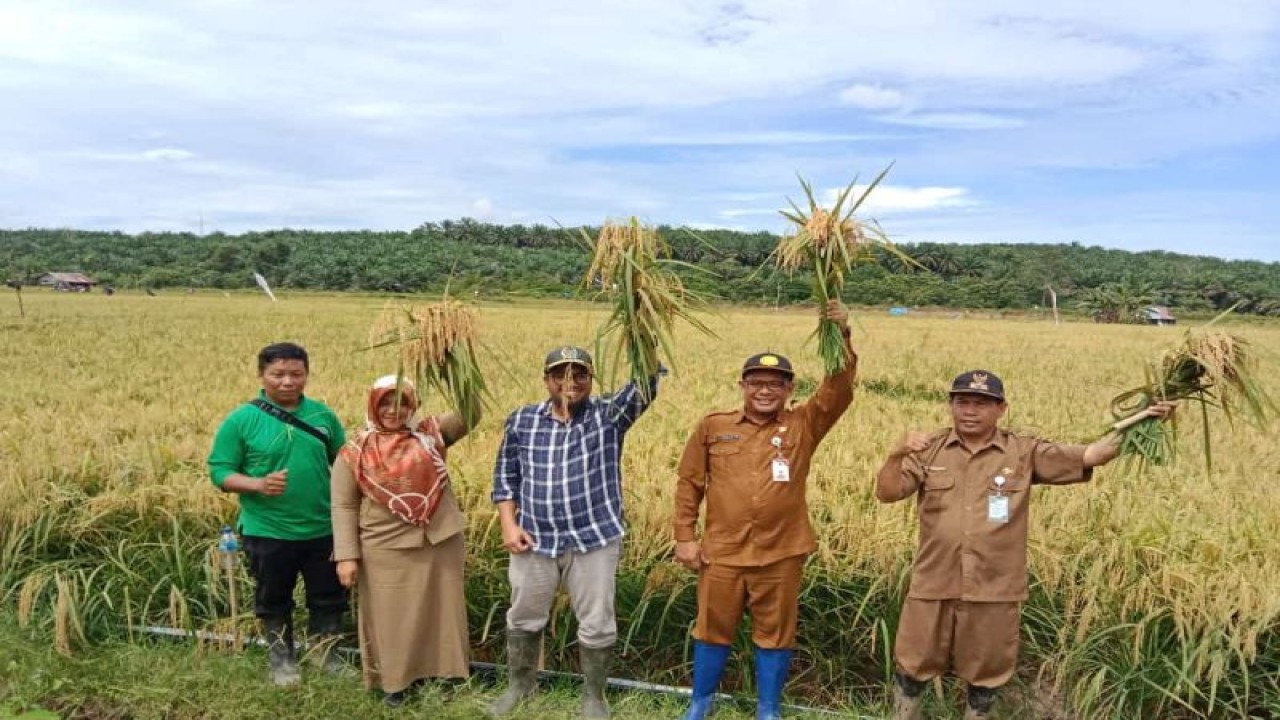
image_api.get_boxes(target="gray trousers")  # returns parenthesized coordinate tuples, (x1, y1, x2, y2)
(505, 539, 621, 649)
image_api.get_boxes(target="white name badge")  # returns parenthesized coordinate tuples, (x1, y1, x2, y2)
(988, 494, 1010, 523)
(771, 458, 790, 483)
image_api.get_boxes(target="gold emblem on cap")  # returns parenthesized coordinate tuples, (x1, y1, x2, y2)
(760, 355, 779, 367)
(561, 346, 580, 361)
(968, 371, 989, 391)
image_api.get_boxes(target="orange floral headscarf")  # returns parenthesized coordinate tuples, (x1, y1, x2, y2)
(339, 375, 451, 527)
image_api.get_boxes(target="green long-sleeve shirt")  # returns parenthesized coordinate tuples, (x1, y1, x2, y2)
(207, 392, 346, 540)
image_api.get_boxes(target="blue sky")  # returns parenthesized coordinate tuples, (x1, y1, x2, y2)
(1, 1, 1278, 261)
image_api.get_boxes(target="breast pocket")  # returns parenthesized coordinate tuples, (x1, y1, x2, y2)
(920, 474, 955, 512)
(707, 442, 742, 480)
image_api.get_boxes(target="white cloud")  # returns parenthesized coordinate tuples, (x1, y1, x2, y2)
(141, 148, 197, 162)
(838, 84, 907, 110)
(471, 197, 495, 219)
(849, 185, 975, 213)
(722, 184, 975, 219)
(0, 1, 1278, 259)
(74, 148, 198, 163)
(880, 112, 1025, 130)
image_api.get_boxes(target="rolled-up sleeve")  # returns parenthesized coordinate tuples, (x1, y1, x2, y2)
(606, 375, 659, 432)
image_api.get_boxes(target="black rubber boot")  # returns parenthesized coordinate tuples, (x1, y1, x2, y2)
(965, 684, 999, 719)
(580, 644, 613, 719)
(488, 630, 541, 716)
(263, 616, 300, 687)
(307, 611, 349, 675)
(893, 672, 927, 720)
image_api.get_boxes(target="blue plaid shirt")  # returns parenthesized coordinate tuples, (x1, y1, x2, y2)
(492, 379, 657, 557)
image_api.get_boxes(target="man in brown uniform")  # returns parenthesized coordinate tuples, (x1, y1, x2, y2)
(877, 370, 1175, 720)
(674, 300, 855, 720)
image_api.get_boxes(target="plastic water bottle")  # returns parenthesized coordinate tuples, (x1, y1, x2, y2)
(217, 525, 240, 570)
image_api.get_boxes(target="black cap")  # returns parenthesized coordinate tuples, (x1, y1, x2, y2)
(741, 352, 794, 378)
(949, 369, 1005, 401)
(544, 346, 594, 373)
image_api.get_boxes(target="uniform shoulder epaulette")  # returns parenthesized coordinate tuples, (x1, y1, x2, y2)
(1003, 428, 1041, 442)
(923, 427, 952, 449)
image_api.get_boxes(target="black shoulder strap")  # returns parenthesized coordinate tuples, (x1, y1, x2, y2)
(250, 399, 330, 448)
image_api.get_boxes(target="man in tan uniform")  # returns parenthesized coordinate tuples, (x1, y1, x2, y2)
(674, 300, 855, 720)
(877, 370, 1175, 720)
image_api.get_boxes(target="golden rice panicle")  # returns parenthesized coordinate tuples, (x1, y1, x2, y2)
(581, 217, 714, 400)
(773, 166, 901, 374)
(1109, 326, 1275, 469)
(368, 299, 488, 427)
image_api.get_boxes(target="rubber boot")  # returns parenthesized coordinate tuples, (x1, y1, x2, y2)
(263, 616, 301, 687)
(488, 629, 541, 716)
(893, 673, 926, 720)
(964, 684, 998, 719)
(580, 644, 613, 719)
(753, 645, 793, 720)
(307, 611, 349, 675)
(680, 641, 731, 720)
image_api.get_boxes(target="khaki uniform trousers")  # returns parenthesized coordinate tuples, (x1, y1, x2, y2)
(895, 598, 1020, 688)
(693, 555, 805, 649)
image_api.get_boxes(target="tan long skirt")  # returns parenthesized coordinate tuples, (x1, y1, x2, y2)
(356, 532, 470, 693)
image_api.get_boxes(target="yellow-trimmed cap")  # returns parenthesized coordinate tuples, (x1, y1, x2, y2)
(741, 352, 794, 378)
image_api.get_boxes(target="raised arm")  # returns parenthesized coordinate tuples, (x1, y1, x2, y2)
(875, 430, 931, 503)
(437, 405, 481, 447)
(1083, 400, 1179, 468)
(605, 372, 661, 431)
(796, 300, 857, 441)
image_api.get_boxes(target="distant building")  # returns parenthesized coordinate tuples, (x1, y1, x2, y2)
(36, 272, 98, 292)
(1144, 305, 1177, 326)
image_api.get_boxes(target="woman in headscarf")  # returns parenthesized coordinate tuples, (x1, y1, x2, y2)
(331, 374, 478, 707)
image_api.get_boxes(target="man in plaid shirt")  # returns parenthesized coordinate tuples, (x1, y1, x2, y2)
(488, 345, 659, 719)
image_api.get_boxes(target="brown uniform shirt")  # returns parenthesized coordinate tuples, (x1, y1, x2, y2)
(674, 354, 855, 567)
(876, 428, 1090, 601)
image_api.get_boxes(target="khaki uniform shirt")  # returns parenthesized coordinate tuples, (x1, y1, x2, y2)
(331, 421, 468, 561)
(674, 354, 855, 567)
(876, 428, 1090, 601)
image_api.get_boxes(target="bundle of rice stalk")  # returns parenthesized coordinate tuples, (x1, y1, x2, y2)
(368, 299, 488, 428)
(1108, 329, 1276, 469)
(581, 217, 714, 403)
(775, 165, 911, 374)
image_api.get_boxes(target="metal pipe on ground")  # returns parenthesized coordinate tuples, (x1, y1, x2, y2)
(138, 625, 870, 718)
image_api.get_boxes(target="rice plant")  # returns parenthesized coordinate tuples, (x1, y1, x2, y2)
(774, 167, 914, 374)
(2, 292, 1279, 718)
(1109, 327, 1276, 468)
(368, 299, 489, 428)
(581, 218, 715, 401)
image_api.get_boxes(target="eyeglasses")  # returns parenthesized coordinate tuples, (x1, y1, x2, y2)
(548, 369, 593, 383)
(743, 379, 789, 391)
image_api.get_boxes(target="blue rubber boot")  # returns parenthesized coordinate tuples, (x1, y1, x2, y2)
(753, 646, 794, 720)
(680, 641, 731, 720)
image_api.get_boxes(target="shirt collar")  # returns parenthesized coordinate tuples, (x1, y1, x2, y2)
(733, 406, 792, 426)
(538, 396, 594, 420)
(943, 427, 1007, 453)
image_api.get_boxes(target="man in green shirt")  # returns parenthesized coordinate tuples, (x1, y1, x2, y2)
(208, 342, 347, 686)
